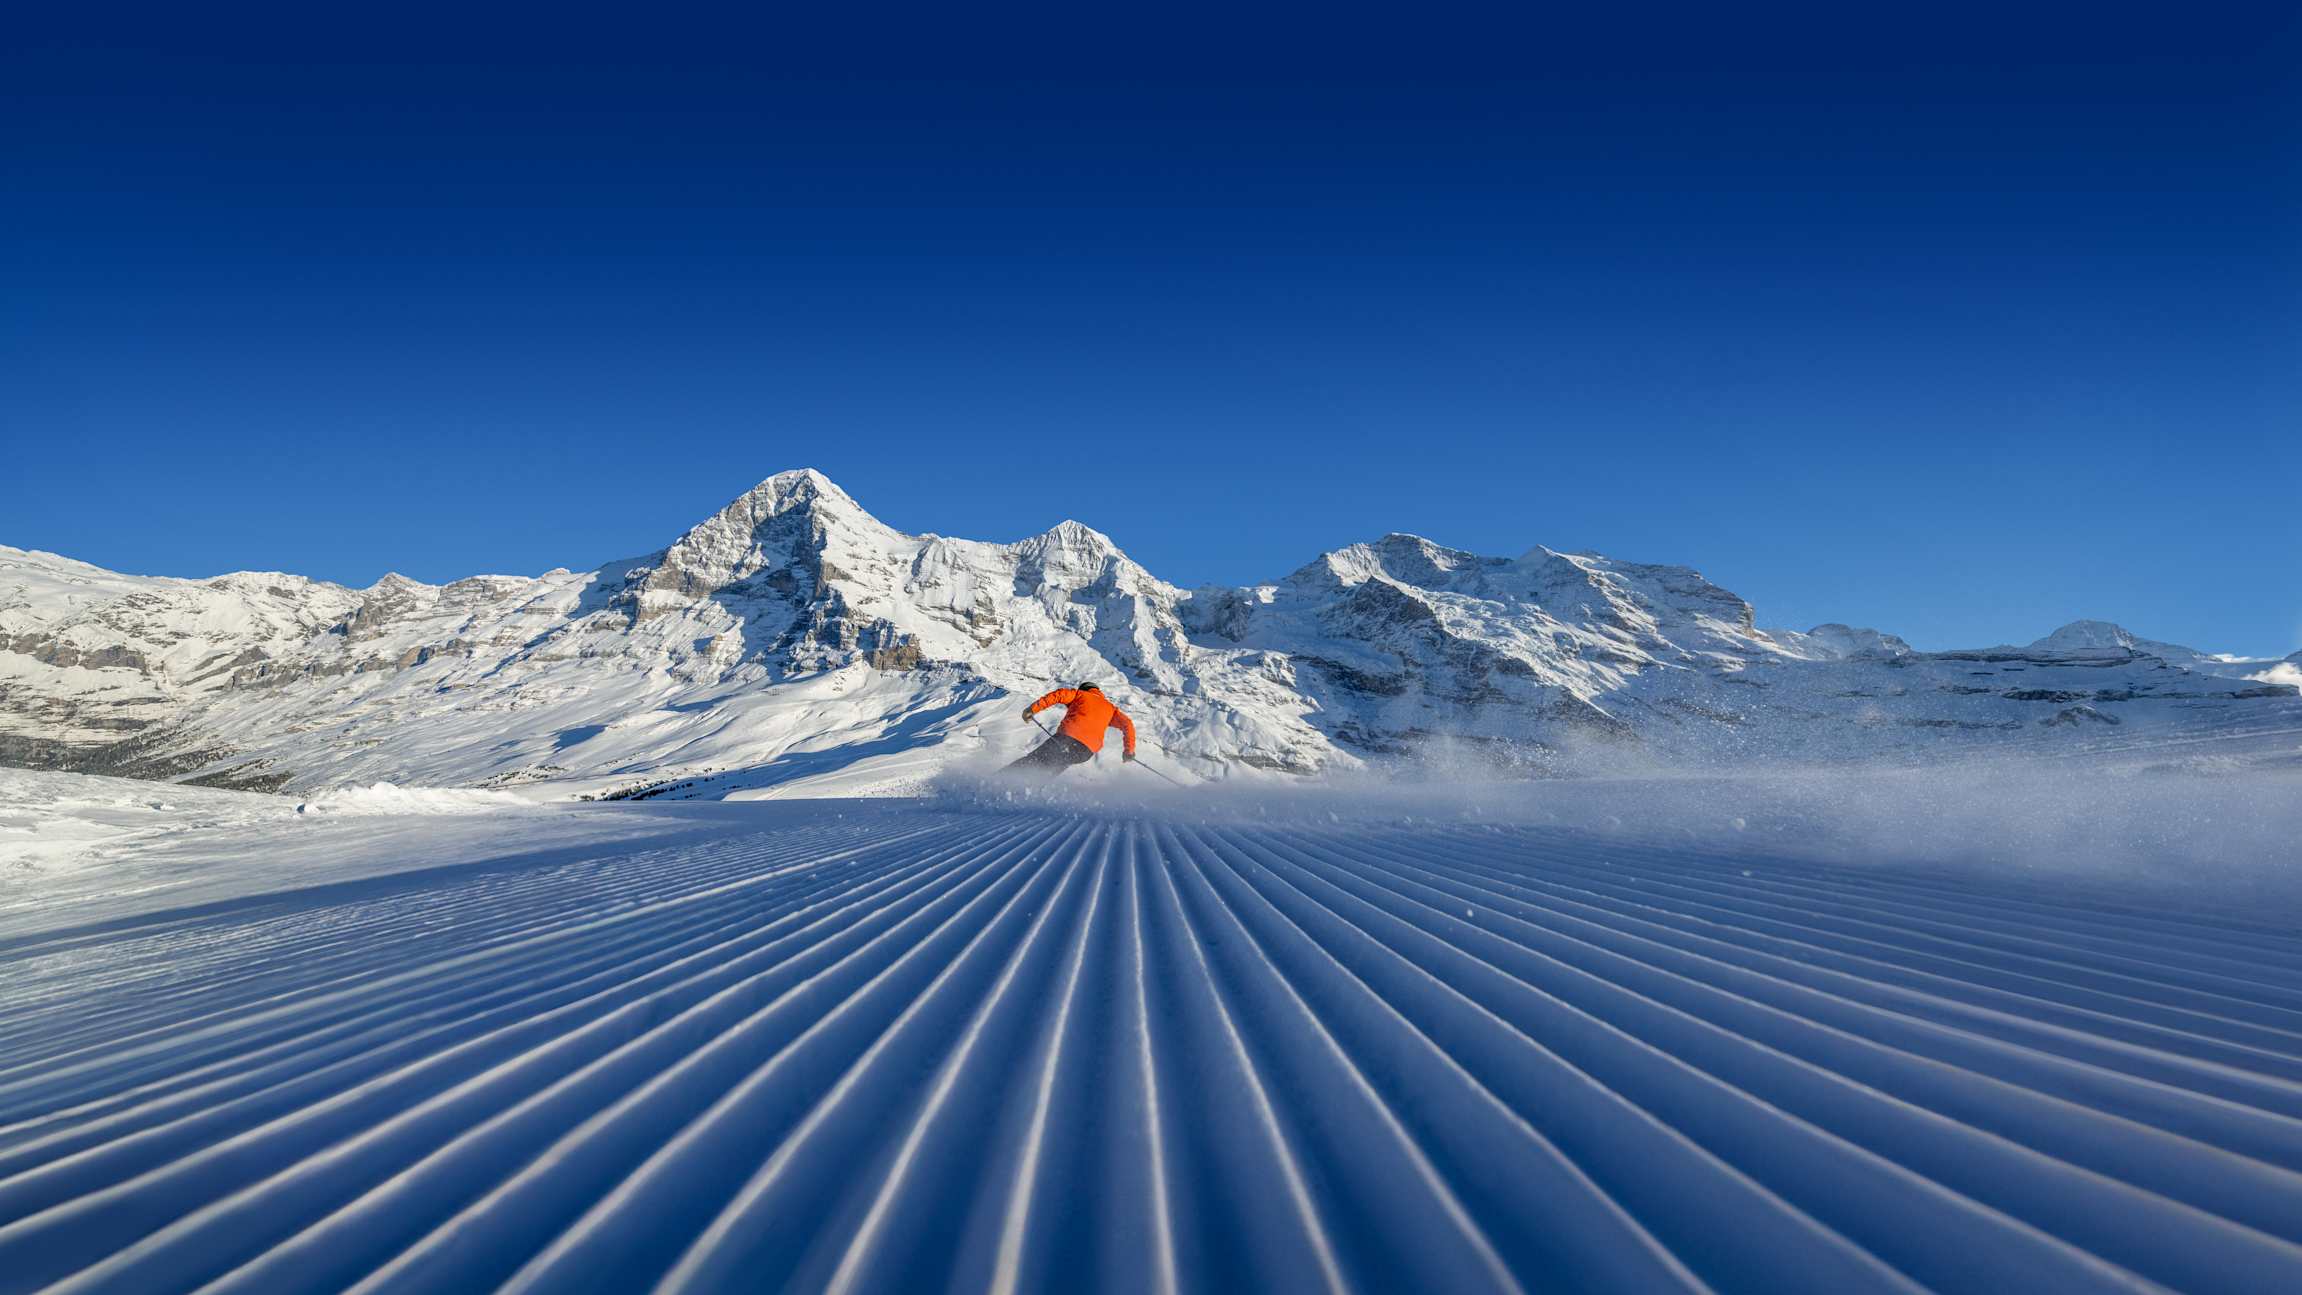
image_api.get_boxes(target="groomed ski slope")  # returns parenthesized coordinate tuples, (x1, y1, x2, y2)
(5, 799, 2302, 1292)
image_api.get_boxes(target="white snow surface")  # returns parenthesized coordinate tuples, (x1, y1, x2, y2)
(292, 783, 534, 817)
(0, 768, 709, 940)
(3, 764, 2302, 1291)
(4, 469, 2297, 800)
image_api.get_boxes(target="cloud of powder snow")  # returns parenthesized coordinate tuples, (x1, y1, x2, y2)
(2248, 662, 2302, 691)
(929, 744, 2302, 909)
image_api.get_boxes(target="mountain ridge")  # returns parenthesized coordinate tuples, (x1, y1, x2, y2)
(3, 470, 2294, 797)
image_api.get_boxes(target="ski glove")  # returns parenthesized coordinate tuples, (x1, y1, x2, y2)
(1122, 751, 1137, 763)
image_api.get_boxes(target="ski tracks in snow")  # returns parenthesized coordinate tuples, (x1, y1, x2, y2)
(3, 806, 2302, 1291)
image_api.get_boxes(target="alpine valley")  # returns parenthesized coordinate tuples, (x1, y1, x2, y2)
(4, 469, 2296, 798)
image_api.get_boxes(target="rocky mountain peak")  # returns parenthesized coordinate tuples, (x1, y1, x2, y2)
(1010, 519, 1155, 596)
(1798, 624, 1915, 660)
(705, 467, 888, 547)
(610, 469, 899, 618)
(2024, 620, 2217, 669)
(2033, 620, 2144, 651)
(1285, 534, 1487, 592)
(1509, 548, 1753, 634)
(1365, 534, 1494, 587)
(732, 467, 859, 516)
(1020, 518, 1115, 553)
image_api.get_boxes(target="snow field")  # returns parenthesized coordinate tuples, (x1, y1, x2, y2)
(2, 801, 2301, 1291)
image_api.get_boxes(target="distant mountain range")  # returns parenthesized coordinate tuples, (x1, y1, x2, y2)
(4, 469, 2295, 797)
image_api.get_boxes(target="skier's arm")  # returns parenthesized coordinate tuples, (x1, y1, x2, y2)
(1024, 689, 1076, 718)
(1113, 709, 1137, 759)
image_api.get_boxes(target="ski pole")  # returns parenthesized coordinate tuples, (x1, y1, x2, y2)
(1132, 756, 1186, 787)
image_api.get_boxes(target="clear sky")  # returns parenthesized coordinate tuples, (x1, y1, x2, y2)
(6, 5, 2298, 655)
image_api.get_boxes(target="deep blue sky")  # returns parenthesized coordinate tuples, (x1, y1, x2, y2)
(6, 5, 2298, 654)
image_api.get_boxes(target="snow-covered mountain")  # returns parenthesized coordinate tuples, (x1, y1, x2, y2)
(3, 469, 2294, 796)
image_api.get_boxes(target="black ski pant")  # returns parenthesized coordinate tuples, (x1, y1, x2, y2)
(1005, 734, 1096, 776)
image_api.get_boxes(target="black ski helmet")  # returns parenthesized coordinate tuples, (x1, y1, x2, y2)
(1077, 682, 1101, 692)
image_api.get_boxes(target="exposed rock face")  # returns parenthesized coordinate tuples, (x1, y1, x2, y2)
(1796, 625, 1915, 660)
(0, 727, 285, 790)
(866, 643, 923, 672)
(2, 470, 2295, 796)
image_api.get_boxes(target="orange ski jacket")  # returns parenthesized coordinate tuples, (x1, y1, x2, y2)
(1025, 688, 1137, 757)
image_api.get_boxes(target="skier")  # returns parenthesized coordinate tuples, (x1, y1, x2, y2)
(1007, 683, 1136, 776)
